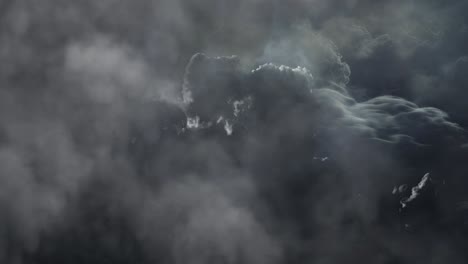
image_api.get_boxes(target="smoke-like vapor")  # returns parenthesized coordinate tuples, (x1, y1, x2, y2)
(1, 0, 468, 263)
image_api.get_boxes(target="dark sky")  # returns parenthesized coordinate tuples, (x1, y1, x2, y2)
(1, 0, 468, 263)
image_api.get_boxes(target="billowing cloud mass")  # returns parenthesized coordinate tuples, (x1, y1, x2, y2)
(1, 0, 468, 263)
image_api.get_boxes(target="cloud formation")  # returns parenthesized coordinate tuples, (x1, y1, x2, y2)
(0, 0, 468, 263)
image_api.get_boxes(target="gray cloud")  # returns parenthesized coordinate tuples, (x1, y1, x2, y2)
(0, 0, 468, 263)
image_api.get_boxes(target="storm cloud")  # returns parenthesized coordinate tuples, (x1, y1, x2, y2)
(1, 0, 468, 263)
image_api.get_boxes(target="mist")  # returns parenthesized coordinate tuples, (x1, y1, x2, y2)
(1, 0, 468, 263)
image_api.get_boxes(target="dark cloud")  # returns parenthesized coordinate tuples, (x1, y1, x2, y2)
(180, 53, 467, 263)
(1, 1, 468, 264)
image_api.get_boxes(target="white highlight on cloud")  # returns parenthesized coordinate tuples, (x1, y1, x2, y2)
(400, 173, 430, 208)
(252, 63, 313, 79)
(224, 120, 233, 136)
(186, 116, 200, 129)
